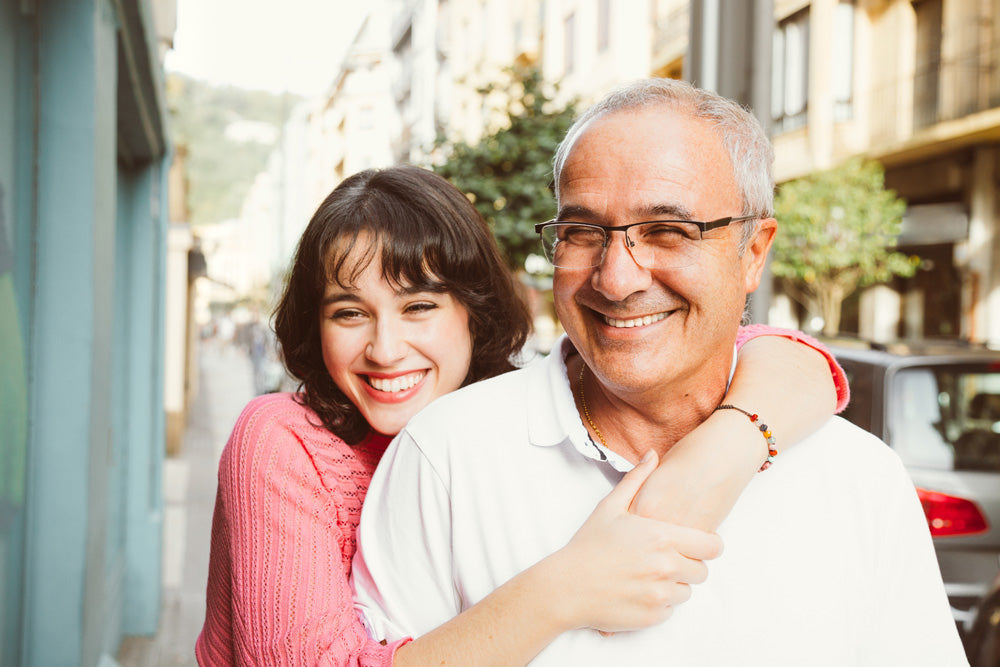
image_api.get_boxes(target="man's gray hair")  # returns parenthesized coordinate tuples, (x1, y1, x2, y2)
(552, 78, 775, 249)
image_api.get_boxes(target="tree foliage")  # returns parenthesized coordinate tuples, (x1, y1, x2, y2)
(433, 67, 577, 272)
(771, 158, 918, 335)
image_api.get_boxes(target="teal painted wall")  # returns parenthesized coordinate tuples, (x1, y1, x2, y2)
(25, 3, 110, 663)
(117, 161, 167, 636)
(3, 0, 170, 664)
(0, 1, 29, 665)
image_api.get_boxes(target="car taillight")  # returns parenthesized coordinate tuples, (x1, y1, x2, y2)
(916, 488, 989, 537)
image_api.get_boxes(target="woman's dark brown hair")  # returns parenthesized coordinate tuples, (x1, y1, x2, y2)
(274, 165, 532, 444)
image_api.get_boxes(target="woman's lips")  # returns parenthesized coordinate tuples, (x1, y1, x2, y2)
(365, 370, 427, 394)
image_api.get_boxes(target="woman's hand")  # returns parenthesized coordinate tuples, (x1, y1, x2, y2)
(393, 452, 723, 667)
(543, 451, 724, 633)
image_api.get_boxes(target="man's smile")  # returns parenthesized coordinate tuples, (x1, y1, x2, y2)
(601, 310, 671, 328)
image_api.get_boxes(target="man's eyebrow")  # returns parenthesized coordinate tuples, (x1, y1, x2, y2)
(641, 203, 695, 221)
(556, 203, 696, 223)
(555, 204, 601, 222)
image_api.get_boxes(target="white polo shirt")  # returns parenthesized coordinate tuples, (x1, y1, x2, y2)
(352, 336, 968, 666)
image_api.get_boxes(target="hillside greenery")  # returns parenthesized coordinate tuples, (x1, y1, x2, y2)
(166, 74, 299, 225)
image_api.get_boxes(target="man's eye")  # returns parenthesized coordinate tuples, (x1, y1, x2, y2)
(560, 225, 605, 245)
(640, 223, 698, 244)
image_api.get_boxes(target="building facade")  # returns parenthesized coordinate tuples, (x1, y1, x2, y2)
(249, 0, 1000, 349)
(768, 0, 1000, 346)
(0, 1, 174, 664)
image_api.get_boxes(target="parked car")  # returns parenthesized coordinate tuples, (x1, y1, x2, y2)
(825, 338, 1000, 652)
(966, 570, 1000, 667)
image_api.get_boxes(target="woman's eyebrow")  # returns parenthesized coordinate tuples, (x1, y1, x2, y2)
(320, 291, 360, 307)
(395, 281, 449, 296)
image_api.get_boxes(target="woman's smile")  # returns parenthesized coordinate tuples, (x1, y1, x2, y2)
(320, 240, 473, 436)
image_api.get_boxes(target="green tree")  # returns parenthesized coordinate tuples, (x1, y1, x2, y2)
(772, 158, 918, 336)
(433, 67, 577, 272)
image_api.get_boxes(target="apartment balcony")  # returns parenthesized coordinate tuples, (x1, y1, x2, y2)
(868, 34, 1000, 165)
(651, 2, 689, 76)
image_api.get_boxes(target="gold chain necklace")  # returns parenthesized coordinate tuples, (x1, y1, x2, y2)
(577, 364, 609, 447)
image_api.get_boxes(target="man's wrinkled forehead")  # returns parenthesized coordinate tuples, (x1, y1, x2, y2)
(556, 102, 706, 197)
(555, 107, 733, 223)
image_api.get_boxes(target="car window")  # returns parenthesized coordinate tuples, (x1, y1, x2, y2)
(839, 359, 874, 433)
(889, 365, 1000, 472)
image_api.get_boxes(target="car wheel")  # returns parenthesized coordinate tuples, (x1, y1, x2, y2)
(968, 591, 1000, 667)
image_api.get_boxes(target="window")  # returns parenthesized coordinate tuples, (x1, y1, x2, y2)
(598, 0, 610, 52)
(772, 8, 810, 133)
(891, 366, 1000, 472)
(913, 0, 943, 128)
(832, 0, 854, 121)
(564, 12, 576, 74)
(359, 105, 374, 130)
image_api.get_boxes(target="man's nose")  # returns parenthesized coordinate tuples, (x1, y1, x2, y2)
(591, 231, 653, 301)
(365, 320, 408, 366)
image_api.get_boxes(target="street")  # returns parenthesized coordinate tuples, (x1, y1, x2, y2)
(119, 341, 255, 666)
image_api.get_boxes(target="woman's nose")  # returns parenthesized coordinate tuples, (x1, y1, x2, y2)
(365, 320, 408, 366)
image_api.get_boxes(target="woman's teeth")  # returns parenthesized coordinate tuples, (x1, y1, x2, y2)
(368, 371, 425, 393)
(603, 311, 669, 328)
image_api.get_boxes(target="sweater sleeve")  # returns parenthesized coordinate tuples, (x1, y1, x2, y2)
(735, 324, 850, 413)
(196, 394, 407, 667)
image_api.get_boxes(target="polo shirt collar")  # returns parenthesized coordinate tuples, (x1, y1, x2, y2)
(526, 334, 580, 448)
(526, 334, 740, 473)
(526, 335, 635, 471)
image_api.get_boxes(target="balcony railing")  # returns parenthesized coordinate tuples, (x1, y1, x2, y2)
(870, 29, 1000, 146)
(914, 37, 1000, 129)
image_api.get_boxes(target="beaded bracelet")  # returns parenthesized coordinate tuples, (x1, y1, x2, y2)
(714, 404, 777, 472)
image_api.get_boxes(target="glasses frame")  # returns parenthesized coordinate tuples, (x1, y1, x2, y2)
(533, 215, 759, 268)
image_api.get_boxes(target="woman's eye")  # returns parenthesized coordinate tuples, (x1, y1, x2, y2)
(329, 308, 365, 321)
(405, 301, 438, 314)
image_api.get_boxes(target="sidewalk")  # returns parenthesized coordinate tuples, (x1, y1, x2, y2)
(119, 342, 255, 666)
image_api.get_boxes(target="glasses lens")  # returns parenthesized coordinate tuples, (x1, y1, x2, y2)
(539, 221, 704, 269)
(629, 221, 700, 268)
(541, 224, 606, 268)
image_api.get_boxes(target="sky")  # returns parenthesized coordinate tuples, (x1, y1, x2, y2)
(165, 0, 367, 97)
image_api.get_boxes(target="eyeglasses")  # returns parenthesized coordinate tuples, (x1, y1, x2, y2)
(533, 216, 758, 269)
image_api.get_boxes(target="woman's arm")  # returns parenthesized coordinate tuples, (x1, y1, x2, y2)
(389, 329, 845, 665)
(202, 398, 716, 667)
(630, 327, 845, 530)
(392, 451, 722, 667)
(197, 394, 402, 667)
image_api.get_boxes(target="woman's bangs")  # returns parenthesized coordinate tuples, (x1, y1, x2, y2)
(375, 218, 464, 292)
(321, 225, 380, 288)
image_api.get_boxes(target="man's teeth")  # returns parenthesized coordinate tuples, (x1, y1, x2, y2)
(603, 311, 669, 328)
(368, 372, 425, 393)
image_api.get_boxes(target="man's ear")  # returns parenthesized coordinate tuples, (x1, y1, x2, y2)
(743, 218, 777, 293)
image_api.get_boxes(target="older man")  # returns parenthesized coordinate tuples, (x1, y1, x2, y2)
(352, 79, 966, 665)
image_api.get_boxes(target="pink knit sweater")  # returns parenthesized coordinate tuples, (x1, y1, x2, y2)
(195, 393, 406, 666)
(195, 326, 847, 666)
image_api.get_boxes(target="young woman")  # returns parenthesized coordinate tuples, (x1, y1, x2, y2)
(196, 166, 846, 666)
